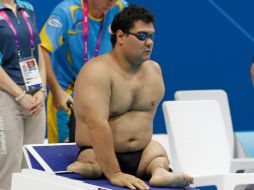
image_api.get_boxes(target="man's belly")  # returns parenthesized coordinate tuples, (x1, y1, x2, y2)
(109, 111, 153, 153)
(76, 111, 154, 152)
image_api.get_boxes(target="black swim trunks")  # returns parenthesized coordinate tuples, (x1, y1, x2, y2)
(78, 146, 173, 176)
(78, 146, 142, 175)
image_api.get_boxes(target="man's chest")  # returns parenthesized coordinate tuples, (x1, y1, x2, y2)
(109, 74, 165, 115)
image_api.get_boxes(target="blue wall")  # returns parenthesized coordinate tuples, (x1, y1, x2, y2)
(28, 0, 254, 133)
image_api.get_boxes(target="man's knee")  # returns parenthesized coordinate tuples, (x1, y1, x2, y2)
(71, 149, 103, 178)
(80, 162, 103, 178)
(68, 161, 103, 178)
(146, 156, 170, 175)
(92, 163, 103, 178)
(137, 140, 169, 177)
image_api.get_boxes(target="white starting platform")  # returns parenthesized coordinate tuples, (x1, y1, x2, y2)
(11, 143, 199, 190)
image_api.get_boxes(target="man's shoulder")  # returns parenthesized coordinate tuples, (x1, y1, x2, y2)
(143, 60, 161, 70)
(76, 57, 111, 87)
(88, 54, 111, 66)
(82, 55, 112, 75)
(140, 60, 162, 77)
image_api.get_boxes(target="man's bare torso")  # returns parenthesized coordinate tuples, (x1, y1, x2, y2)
(75, 53, 165, 152)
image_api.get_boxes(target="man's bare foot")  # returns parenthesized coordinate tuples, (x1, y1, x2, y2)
(67, 161, 102, 178)
(149, 168, 193, 188)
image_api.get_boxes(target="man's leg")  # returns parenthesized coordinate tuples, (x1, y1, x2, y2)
(67, 148, 103, 178)
(136, 140, 193, 188)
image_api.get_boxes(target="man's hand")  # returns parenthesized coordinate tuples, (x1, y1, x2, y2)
(108, 172, 150, 190)
(52, 88, 73, 111)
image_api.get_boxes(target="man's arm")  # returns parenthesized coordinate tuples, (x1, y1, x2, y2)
(39, 5, 72, 111)
(74, 62, 120, 176)
(41, 46, 72, 111)
(74, 62, 149, 189)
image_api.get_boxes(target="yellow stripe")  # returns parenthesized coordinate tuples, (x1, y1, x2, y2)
(47, 92, 58, 143)
(70, 5, 81, 23)
(47, 86, 74, 143)
(58, 35, 64, 46)
(67, 50, 72, 64)
(40, 24, 54, 53)
(116, 0, 124, 10)
(66, 49, 74, 81)
(67, 29, 82, 34)
(88, 14, 103, 21)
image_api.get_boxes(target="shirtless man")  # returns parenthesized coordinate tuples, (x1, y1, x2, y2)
(67, 5, 193, 189)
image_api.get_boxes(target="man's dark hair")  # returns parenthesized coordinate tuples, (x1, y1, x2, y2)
(110, 4, 154, 47)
